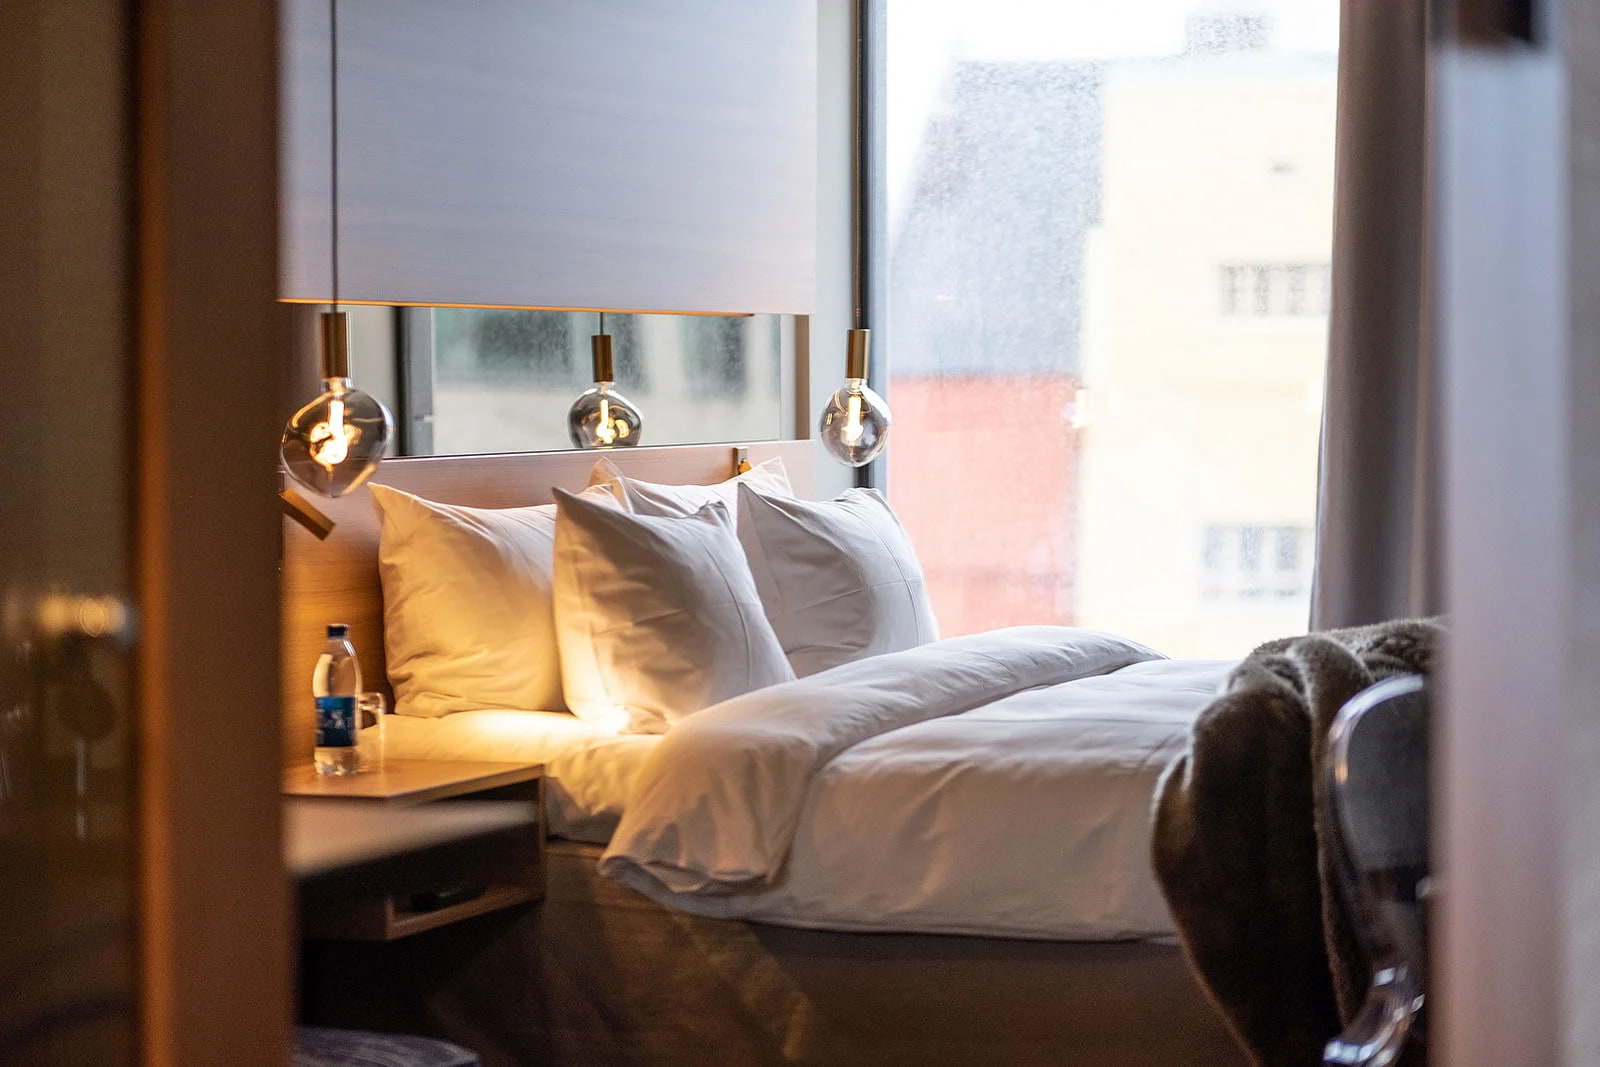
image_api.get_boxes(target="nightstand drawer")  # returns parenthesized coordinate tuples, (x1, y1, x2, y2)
(287, 760, 545, 941)
(298, 813, 543, 940)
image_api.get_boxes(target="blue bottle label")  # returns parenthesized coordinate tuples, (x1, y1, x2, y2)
(315, 696, 357, 748)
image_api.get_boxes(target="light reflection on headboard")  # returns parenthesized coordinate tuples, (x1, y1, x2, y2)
(279, 441, 814, 766)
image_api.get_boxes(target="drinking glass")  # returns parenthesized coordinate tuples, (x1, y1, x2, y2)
(357, 691, 387, 772)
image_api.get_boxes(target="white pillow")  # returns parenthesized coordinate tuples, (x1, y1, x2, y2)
(368, 482, 621, 718)
(586, 456, 791, 521)
(553, 488, 794, 734)
(736, 485, 939, 677)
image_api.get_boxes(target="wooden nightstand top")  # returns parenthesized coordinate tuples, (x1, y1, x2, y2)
(284, 799, 536, 880)
(283, 759, 544, 806)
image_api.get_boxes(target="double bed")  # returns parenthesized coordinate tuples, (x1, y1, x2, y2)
(284, 443, 1245, 1065)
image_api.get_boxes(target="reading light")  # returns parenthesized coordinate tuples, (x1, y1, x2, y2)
(280, 487, 337, 540)
(568, 314, 644, 449)
(818, 328, 890, 467)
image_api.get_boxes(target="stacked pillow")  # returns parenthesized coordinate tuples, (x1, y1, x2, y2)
(586, 456, 792, 518)
(735, 485, 938, 677)
(551, 487, 793, 734)
(368, 481, 621, 718)
(372, 457, 938, 732)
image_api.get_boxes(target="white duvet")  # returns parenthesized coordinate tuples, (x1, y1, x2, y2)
(600, 627, 1235, 941)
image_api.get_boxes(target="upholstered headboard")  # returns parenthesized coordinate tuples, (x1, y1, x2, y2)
(279, 441, 814, 766)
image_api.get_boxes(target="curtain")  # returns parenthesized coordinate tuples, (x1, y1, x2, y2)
(1311, 0, 1440, 631)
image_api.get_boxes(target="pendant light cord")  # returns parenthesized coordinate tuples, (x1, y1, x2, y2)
(329, 0, 340, 313)
(850, 0, 868, 333)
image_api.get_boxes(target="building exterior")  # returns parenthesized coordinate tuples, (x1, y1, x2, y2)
(1074, 50, 1335, 656)
(886, 60, 1102, 632)
(887, 27, 1336, 657)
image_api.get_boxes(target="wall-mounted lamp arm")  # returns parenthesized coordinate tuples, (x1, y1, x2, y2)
(280, 487, 336, 540)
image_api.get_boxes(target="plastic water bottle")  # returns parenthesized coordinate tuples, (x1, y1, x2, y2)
(312, 623, 363, 776)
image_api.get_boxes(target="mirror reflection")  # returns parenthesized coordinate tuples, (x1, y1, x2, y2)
(340, 307, 788, 456)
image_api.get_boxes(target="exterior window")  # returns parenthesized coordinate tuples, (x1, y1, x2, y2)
(876, 3, 1336, 657)
(1219, 263, 1332, 317)
(1201, 524, 1314, 601)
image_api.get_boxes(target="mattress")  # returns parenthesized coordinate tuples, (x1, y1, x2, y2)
(382, 710, 657, 843)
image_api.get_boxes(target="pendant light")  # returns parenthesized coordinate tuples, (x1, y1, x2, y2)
(820, 40, 891, 472)
(280, 0, 394, 497)
(818, 328, 890, 467)
(567, 312, 644, 449)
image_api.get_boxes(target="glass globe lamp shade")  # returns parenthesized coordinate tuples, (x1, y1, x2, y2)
(281, 380, 394, 496)
(567, 382, 644, 449)
(819, 379, 890, 467)
(818, 328, 891, 467)
(280, 311, 395, 497)
(568, 332, 644, 449)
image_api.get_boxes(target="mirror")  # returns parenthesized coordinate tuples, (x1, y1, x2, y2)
(337, 306, 789, 457)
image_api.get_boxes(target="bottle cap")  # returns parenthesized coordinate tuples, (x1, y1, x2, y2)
(326, 623, 350, 638)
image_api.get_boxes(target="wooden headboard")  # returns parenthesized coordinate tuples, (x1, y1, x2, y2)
(280, 441, 815, 766)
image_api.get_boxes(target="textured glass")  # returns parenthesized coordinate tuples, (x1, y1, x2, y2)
(567, 382, 646, 449)
(425, 310, 784, 454)
(818, 380, 892, 467)
(280, 379, 395, 497)
(881, 1, 1337, 657)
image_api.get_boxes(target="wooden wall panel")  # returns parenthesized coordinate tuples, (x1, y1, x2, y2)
(282, 0, 817, 315)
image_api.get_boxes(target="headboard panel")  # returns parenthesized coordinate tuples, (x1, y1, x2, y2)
(280, 441, 814, 766)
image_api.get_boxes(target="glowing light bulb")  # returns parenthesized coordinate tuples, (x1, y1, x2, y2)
(842, 392, 865, 445)
(280, 312, 395, 497)
(309, 397, 357, 472)
(284, 382, 390, 495)
(818, 330, 891, 467)
(568, 331, 644, 449)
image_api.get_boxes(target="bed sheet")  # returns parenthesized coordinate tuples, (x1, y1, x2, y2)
(383, 710, 657, 842)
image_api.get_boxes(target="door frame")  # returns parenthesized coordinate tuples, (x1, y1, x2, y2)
(135, 1, 293, 1062)
(1434, 0, 1599, 1061)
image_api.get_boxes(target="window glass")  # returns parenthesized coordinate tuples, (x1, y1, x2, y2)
(1219, 263, 1331, 317)
(408, 309, 785, 456)
(880, 1, 1336, 657)
(1200, 524, 1313, 601)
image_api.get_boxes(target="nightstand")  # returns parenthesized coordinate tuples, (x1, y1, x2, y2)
(284, 759, 544, 941)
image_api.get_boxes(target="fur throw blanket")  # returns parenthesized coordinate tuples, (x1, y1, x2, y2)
(1151, 618, 1444, 1066)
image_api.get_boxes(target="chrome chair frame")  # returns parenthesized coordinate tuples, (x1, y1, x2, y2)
(1322, 674, 1429, 1067)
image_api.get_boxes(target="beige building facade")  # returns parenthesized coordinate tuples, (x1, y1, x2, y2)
(1075, 53, 1337, 657)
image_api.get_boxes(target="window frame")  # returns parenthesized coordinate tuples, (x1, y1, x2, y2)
(858, 0, 889, 490)
(397, 306, 435, 456)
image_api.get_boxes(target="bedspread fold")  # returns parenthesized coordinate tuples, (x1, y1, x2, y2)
(600, 627, 1163, 899)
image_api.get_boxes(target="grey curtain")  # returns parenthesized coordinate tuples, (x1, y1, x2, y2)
(1311, 0, 1440, 630)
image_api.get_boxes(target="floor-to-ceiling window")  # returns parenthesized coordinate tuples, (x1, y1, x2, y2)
(874, 1, 1337, 657)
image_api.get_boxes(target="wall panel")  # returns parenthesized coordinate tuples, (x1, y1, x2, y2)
(283, 0, 817, 315)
